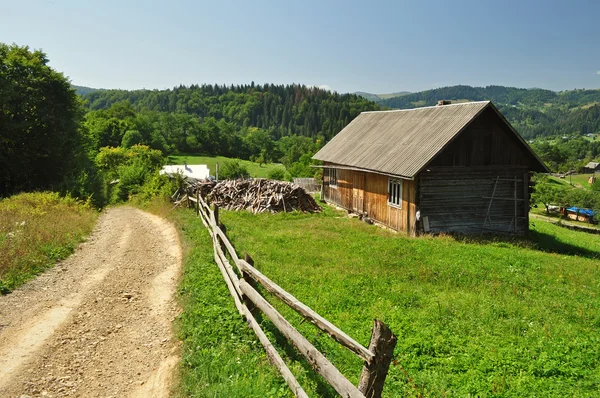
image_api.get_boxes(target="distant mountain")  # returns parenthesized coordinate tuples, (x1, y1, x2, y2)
(354, 91, 412, 102)
(72, 85, 101, 96)
(354, 92, 381, 102)
(376, 91, 412, 99)
(377, 84, 600, 140)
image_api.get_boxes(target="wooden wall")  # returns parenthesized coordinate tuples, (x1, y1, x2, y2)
(419, 167, 529, 235)
(323, 165, 416, 235)
(429, 107, 541, 170)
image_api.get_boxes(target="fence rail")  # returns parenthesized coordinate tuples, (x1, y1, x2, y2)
(188, 192, 397, 398)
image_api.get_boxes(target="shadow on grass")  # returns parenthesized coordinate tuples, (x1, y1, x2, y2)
(527, 228, 600, 259)
(251, 309, 339, 398)
(451, 228, 600, 260)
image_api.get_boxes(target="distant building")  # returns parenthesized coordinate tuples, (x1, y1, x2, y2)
(313, 101, 548, 236)
(562, 207, 597, 224)
(584, 161, 600, 172)
(160, 164, 211, 180)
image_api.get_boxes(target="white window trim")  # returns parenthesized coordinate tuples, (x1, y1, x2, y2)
(388, 178, 403, 209)
(328, 168, 338, 189)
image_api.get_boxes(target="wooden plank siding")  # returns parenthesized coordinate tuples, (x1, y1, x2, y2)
(323, 165, 417, 235)
(419, 167, 529, 235)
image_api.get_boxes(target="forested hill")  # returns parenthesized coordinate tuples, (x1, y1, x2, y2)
(372, 85, 600, 140)
(81, 84, 380, 140)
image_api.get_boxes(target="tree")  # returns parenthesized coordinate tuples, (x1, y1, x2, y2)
(121, 130, 144, 148)
(219, 159, 249, 180)
(531, 175, 564, 214)
(0, 43, 85, 196)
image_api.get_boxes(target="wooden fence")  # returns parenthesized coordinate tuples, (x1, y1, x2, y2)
(187, 192, 397, 398)
(293, 178, 320, 193)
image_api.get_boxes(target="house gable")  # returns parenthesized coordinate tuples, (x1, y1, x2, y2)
(427, 106, 546, 171)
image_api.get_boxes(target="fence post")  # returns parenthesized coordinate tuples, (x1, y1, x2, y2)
(213, 204, 219, 227)
(242, 252, 257, 312)
(196, 192, 200, 216)
(357, 319, 397, 398)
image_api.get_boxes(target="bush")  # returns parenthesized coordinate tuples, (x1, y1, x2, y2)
(266, 166, 286, 181)
(219, 159, 249, 180)
(95, 145, 165, 204)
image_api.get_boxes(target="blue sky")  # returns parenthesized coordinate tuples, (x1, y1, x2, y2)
(2, 0, 599, 93)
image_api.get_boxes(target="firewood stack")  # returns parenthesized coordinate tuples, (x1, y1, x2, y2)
(207, 179, 322, 214)
(185, 178, 216, 197)
(171, 177, 216, 207)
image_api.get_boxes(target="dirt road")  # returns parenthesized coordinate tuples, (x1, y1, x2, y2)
(0, 207, 182, 398)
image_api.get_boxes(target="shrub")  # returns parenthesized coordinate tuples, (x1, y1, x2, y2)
(219, 159, 249, 180)
(266, 166, 286, 181)
(95, 145, 166, 204)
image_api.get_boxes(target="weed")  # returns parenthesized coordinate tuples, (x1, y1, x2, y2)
(0, 192, 98, 293)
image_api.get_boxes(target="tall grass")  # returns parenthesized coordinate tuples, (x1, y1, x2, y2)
(0, 192, 98, 293)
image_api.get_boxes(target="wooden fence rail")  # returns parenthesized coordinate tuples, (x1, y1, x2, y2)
(188, 193, 397, 398)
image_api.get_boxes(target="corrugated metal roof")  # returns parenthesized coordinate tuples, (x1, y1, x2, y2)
(313, 101, 547, 178)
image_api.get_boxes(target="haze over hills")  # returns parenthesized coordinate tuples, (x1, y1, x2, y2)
(353, 91, 412, 102)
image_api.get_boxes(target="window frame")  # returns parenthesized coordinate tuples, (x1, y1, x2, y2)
(388, 178, 403, 208)
(328, 168, 338, 188)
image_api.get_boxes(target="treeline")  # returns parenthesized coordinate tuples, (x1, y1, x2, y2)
(1, 44, 382, 206)
(532, 137, 600, 172)
(82, 84, 380, 141)
(372, 85, 600, 140)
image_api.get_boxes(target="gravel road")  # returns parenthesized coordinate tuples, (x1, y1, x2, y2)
(0, 207, 182, 398)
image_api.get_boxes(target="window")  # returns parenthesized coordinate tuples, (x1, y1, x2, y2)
(328, 168, 337, 188)
(388, 178, 402, 208)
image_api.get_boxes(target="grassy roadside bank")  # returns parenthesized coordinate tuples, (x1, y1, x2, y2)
(144, 198, 291, 397)
(0, 192, 98, 294)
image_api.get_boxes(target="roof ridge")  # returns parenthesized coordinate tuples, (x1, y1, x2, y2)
(362, 100, 491, 114)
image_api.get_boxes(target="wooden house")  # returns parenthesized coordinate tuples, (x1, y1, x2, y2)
(584, 161, 600, 172)
(313, 101, 548, 235)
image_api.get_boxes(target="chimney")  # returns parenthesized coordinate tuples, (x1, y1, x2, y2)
(437, 100, 452, 106)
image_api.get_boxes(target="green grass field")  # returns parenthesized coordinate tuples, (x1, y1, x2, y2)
(173, 203, 600, 397)
(548, 173, 597, 190)
(568, 173, 596, 189)
(168, 155, 283, 179)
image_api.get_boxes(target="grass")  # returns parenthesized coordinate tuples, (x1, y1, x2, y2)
(161, 203, 292, 398)
(568, 173, 596, 189)
(201, 205, 599, 397)
(168, 155, 283, 179)
(0, 192, 98, 294)
(149, 196, 600, 396)
(548, 173, 597, 190)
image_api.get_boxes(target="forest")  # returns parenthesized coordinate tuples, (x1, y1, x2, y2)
(4, 43, 600, 206)
(371, 84, 600, 140)
(0, 44, 380, 205)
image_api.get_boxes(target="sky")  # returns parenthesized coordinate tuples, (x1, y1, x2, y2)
(2, 0, 600, 94)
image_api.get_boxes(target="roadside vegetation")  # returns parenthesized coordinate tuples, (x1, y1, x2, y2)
(153, 204, 289, 398)
(168, 203, 600, 397)
(0, 192, 98, 294)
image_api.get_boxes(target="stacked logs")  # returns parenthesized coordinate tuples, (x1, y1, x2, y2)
(208, 179, 322, 214)
(171, 178, 216, 207)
